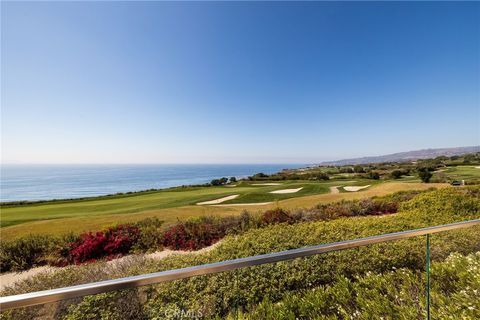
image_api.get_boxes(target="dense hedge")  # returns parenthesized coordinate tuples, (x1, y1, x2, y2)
(0, 218, 164, 272)
(1, 187, 478, 319)
(68, 225, 140, 264)
(229, 252, 480, 319)
(0, 233, 77, 271)
(141, 188, 479, 318)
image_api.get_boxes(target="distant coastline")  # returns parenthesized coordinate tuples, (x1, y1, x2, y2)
(0, 164, 303, 203)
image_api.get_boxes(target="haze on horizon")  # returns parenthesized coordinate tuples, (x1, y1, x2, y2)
(1, 2, 479, 165)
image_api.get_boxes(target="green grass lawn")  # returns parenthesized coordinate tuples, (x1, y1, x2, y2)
(225, 180, 375, 203)
(0, 185, 252, 228)
(440, 165, 480, 181)
(3, 166, 469, 233)
(1, 180, 374, 229)
(0, 181, 448, 239)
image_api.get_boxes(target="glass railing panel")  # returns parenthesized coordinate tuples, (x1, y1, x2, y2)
(428, 225, 480, 319)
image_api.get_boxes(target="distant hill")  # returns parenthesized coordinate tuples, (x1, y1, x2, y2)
(320, 146, 480, 166)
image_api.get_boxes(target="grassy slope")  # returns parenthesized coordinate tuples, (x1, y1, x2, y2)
(1, 182, 447, 239)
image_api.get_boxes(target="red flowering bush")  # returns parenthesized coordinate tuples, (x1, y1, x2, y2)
(312, 199, 399, 221)
(261, 208, 293, 225)
(68, 225, 139, 264)
(162, 218, 224, 251)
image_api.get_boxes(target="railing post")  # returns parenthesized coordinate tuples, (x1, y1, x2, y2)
(426, 234, 430, 320)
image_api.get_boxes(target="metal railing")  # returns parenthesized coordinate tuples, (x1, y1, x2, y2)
(1, 219, 479, 312)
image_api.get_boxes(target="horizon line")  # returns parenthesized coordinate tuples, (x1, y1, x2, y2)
(0, 162, 310, 166)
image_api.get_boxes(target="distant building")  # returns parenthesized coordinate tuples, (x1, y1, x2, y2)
(451, 180, 465, 186)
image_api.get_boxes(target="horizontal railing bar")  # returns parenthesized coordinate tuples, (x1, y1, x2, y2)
(1, 219, 479, 310)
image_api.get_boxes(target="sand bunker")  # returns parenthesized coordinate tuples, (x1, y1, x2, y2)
(343, 185, 371, 192)
(269, 187, 303, 194)
(252, 183, 282, 186)
(197, 195, 239, 205)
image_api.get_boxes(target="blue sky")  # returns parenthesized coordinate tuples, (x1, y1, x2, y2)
(1, 2, 479, 164)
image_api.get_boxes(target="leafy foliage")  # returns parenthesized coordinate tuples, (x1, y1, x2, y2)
(0, 218, 162, 272)
(131, 218, 164, 253)
(231, 252, 480, 319)
(162, 220, 222, 251)
(68, 225, 140, 264)
(418, 167, 434, 183)
(0, 235, 54, 272)
(261, 208, 293, 225)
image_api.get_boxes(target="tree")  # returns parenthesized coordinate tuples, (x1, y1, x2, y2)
(315, 172, 330, 180)
(354, 165, 365, 173)
(391, 170, 403, 179)
(229, 177, 237, 183)
(368, 171, 380, 180)
(463, 154, 476, 164)
(210, 179, 222, 186)
(220, 177, 228, 185)
(339, 167, 354, 174)
(418, 168, 433, 183)
(250, 172, 269, 180)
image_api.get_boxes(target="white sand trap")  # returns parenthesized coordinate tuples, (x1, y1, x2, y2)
(269, 187, 303, 194)
(344, 185, 371, 192)
(197, 195, 239, 205)
(475, 166, 480, 169)
(252, 183, 282, 186)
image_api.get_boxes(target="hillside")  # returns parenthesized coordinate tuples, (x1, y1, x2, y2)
(320, 146, 480, 166)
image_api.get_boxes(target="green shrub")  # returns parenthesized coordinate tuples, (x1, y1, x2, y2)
(63, 290, 147, 320)
(261, 208, 293, 225)
(231, 252, 480, 319)
(0, 235, 56, 272)
(161, 214, 260, 251)
(418, 167, 433, 183)
(139, 188, 479, 317)
(391, 169, 403, 179)
(131, 218, 164, 253)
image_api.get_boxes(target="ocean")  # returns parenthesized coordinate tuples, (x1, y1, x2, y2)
(0, 164, 302, 202)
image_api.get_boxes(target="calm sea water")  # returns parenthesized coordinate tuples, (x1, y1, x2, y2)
(0, 164, 302, 202)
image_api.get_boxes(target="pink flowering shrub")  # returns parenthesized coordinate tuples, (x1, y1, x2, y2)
(162, 219, 224, 251)
(68, 225, 139, 264)
(261, 208, 293, 225)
